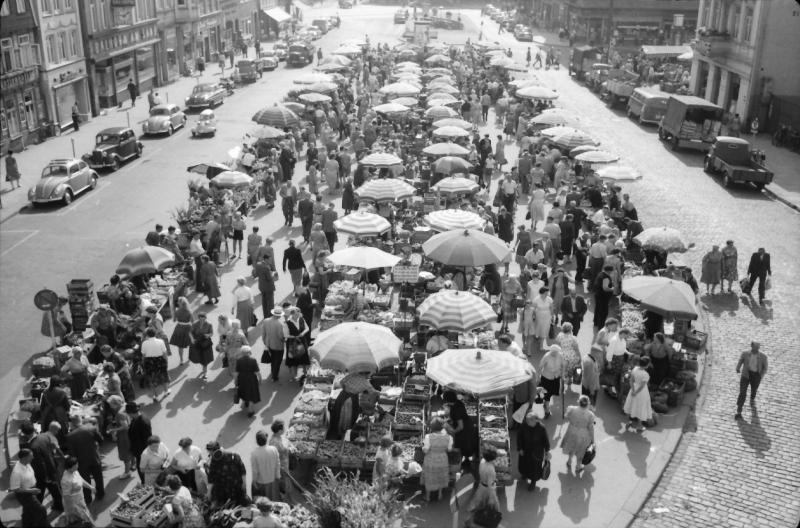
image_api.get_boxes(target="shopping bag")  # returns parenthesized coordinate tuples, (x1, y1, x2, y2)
(739, 276, 751, 294)
(765, 275, 772, 291)
(541, 459, 551, 480)
(581, 443, 596, 465)
(512, 402, 530, 424)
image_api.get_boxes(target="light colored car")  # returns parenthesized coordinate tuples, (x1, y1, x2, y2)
(191, 109, 217, 137)
(259, 50, 280, 71)
(142, 103, 186, 136)
(185, 83, 226, 109)
(29, 159, 98, 205)
(274, 42, 288, 61)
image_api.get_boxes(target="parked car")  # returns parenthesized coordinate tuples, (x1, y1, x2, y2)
(299, 26, 321, 40)
(515, 27, 532, 41)
(142, 103, 187, 136)
(339, 0, 353, 8)
(394, 9, 409, 23)
(274, 42, 288, 61)
(234, 59, 262, 83)
(569, 45, 601, 80)
(312, 18, 329, 34)
(432, 17, 463, 30)
(627, 88, 669, 125)
(29, 159, 98, 206)
(185, 83, 226, 109)
(287, 42, 315, 67)
(704, 136, 773, 189)
(658, 95, 723, 152)
(259, 50, 279, 71)
(191, 109, 217, 138)
(82, 127, 143, 171)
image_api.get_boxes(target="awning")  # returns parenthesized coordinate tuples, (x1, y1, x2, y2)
(263, 7, 291, 24)
(641, 45, 693, 58)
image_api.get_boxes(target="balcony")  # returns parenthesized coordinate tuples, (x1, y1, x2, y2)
(0, 65, 40, 92)
(692, 31, 754, 70)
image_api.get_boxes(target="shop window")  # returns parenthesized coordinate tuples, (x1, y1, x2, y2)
(47, 35, 58, 64)
(70, 31, 79, 57)
(59, 32, 68, 62)
(23, 93, 36, 129)
(31, 44, 40, 65)
(0, 3, 9, 16)
(65, 0, 72, 9)
(742, 7, 753, 43)
(6, 102, 21, 137)
(1, 39, 12, 71)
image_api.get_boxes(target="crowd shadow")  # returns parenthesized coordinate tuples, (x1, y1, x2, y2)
(736, 406, 771, 459)
(556, 465, 594, 523)
(699, 291, 740, 318)
(512, 484, 549, 526)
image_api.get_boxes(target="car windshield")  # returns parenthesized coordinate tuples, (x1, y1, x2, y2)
(193, 84, 215, 94)
(42, 165, 69, 178)
(150, 107, 170, 116)
(96, 134, 119, 144)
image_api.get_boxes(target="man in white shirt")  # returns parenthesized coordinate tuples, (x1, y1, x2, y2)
(605, 328, 631, 396)
(524, 243, 545, 269)
(250, 430, 281, 500)
(498, 334, 525, 359)
(11, 448, 49, 525)
(141, 328, 169, 401)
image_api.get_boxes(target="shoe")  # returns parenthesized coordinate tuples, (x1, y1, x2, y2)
(544, 411, 551, 419)
(247, 411, 255, 418)
(204, 300, 214, 305)
(575, 465, 584, 473)
(120, 472, 132, 479)
(750, 398, 756, 406)
(528, 481, 536, 491)
(734, 412, 743, 420)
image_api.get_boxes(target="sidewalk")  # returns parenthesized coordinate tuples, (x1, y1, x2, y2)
(0, 67, 232, 223)
(749, 133, 800, 211)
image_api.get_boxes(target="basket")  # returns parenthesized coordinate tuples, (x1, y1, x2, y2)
(31, 357, 57, 378)
(659, 379, 685, 407)
(683, 330, 708, 350)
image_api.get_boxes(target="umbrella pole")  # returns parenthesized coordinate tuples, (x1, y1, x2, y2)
(561, 377, 565, 419)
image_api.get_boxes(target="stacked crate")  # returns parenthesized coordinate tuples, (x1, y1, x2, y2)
(67, 279, 94, 332)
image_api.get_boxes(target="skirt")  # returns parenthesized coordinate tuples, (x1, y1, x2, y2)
(236, 373, 261, 404)
(116, 427, 132, 462)
(539, 376, 561, 398)
(143, 356, 170, 387)
(561, 424, 592, 456)
(285, 339, 311, 367)
(189, 337, 214, 366)
(236, 300, 254, 330)
(169, 323, 192, 348)
(232, 229, 244, 241)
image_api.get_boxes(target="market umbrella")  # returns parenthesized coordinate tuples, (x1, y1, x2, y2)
(634, 227, 691, 253)
(427, 93, 458, 105)
(424, 106, 459, 119)
(433, 125, 470, 139)
(310, 322, 401, 373)
(596, 165, 643, 181)
(116, 246, 175, 277)
(373, 103, 411, 115)
(396, 61, 421, 68)
(293, 72, 334, 85)
(426, 349, 535, 398)
(422, 142, 469, 156)
(516, 86, 559, 100)
(391, 97, 419, 106)
(252, 104, 300, 127)
(622, 276, 698, 320)
(186, 162, 230, 179)
(316, 62, 349, 72)
(569, 144, 600, 158)
(397, 48, 418, 59)
(530, 111, 579, 127)
(418, 290, 496, 331)
(428, 85, 460, 96)
(428, 75, 455, 84)
(379, 82, 421, 96)
(333, 45, 362, 56)
(474, 41, 504, 51)
(298, 92, 332, 104)
(394, 78, 422, 89)
(678, 50, 694, 61)
(211, 170, 253, 188)
(333, 211, 391, 237)
(359, 152, 404, 168)
(354, 179, 415, 202)
(281, 102, 306, 114)
(551, 129, 599, 150)
(247, 125, 286, 140)
(490, 56, 525, 70)
(424, 209, 485, 232)
(424, 54, 451, 65)
(431, 175, 480, 194)
(327, 246, 402, 269)
(540, 125, 573, 137)
(432, 157, 472, 175)
(425, 67, 452, 76)
(509, 78, 541, 88)
(320, 54, 351, 67)
(432, 118, 473, 130)
(306, 81, 338, 94)
(485, 49, 507, 57)
(423, 229, 512, 266)
(532, 36, 546, 44)
(574, 149, 620, 164)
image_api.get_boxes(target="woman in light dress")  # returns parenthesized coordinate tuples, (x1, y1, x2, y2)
(700, 245, 724, 294)
(422, 417, 452, 502)
(529, 182, 547, 230)
(531, 286, 554, 354)
(231, 277, 255, 330)
(61, 456, 94, 526)
(561, 395, 596, 473)
(721, 240, 739, 293)
(623, 356, 653, 433)
(555, 322, 581, 384)
(468, 447, 501, 521)
(519, 299, 536, 357)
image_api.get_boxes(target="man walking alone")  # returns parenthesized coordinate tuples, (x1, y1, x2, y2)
(734, 342, 768, 420)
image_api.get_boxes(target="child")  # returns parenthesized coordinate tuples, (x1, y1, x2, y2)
(252, 497, 285, 528)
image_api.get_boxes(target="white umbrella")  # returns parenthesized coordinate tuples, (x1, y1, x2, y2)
(327, 246, 402, 269)
(359, 152, 404, 168)
(310, 322, 401, 373)
(431, 158, 473, 175)
(298, 92, 332, 104)
(432, 118, 473, 129)
(391, 97, 419, 106)
(293, 72, 334, 84)
(422, 142, 470, 156)
(334, 211, 392, 237)
(596, 165, 643, 181)
(431, 176, 480, 194)
(424, 106, 459, 119)
(427, 93, 458, 104)
(355, 179, 416, 202)
(424, 209, 485, 231)
(423, 229, 512, 266)
(418, 290, 496, 331)
(433, 125, 471, 138)
(211, 170, 253, 188)
(516, 86, 559, 100)
(379, 82, 421, 96)
(373, 103, 411, 114)
(532, 36, 546, 44)
(574, 150, 620, 164)
(426, 349, 535, 398)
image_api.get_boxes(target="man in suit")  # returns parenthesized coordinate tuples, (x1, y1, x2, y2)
(65, 415, 104, 503)
(746, 247, 771, 304)
(297, 194, 314, 244)
(21, 421, 63, 511)
(560, 288, 588, 336)
(735, 341, 768, 420)
(126, 402, 152, 483)
(254, 255, 276, 319)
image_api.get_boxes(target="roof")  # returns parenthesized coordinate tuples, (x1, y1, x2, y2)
(151, 103, 178, 110)
(263, 7, 291, 24)
(98, 127, 129, 134)
(668, 95, 722, 110)
(632, 87, 667, 99)
(48, 158, 79, 165)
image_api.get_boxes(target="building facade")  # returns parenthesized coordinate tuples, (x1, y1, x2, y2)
(77, 0, 160, 113)
(1, 0, 47, 152)
(156, 0, 180, 83)
(175, 0, 224, 72)
(34, 0, 91, 132)
(689, 0, 800, 130)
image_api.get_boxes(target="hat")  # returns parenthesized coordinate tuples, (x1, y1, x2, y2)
(548, 344, 562, 353)
(206, 440, 221, 451)
(271, 307, 284, 316)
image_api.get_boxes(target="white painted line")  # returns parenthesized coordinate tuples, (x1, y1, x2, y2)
(0, 229, 39, 256)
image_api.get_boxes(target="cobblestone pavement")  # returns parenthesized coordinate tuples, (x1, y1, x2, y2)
(538, 61, 800, 528)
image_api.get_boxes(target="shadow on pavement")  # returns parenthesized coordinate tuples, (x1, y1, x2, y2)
(512, 483, 549, 524)
(736, 406, 771, 459)
(699, 291, 740, 318)
(740, 296, 773, 324)
(622, 430, 652, 478)
(556, 465, 594, 523)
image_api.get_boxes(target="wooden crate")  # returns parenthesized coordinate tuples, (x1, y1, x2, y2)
(683, 330, 708, 350)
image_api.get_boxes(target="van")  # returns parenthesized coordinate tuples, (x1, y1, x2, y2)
(235, 59, 261, 83)
(311, 19, 329, 34)
(658, 95, 723, 152)
(627, 88, 669, 126)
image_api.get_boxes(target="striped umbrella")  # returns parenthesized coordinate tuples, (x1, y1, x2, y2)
(373, 103, 411, 114)
(596, 165, 643, 181)
(422, 229, 512, 266)
(569, 144, 600, 158)
(424, 54, 451, 65)
(396, 61, 420, 68)
(433, 125, 470, 139)
(310, 322, 401, 373)
(379, 82, 421, 96)
(575, 149, 620, 164)
(530, 111, 579, 127)
(424, 209, 485, 231)
(634, 227, 690, 253)
(316, 62, 349, 72)
(425, 67, 452, 76)
(359, 152, 404, 168)
(333, 211, 391, 237)
(116, 246, 175, 277)
(432, 118, 473, 129)
(211, 170, 253, 188)
(426, 349, 535, 398)
(516, 85, 559, 100)
(251, 104, 300, 127)
(327, 246, 402, 269)
(431, 175, 479, 194)
(306, 81, 338, 94)
(281, 102, 306, 114)
(427, 93, 458, 104)
(319, 54, 351, 67)
(551, 129, 599, 150)
(422, 142, 469, 156)
(432, 157, 473, 175)
(425, 106, 459, 119)
(298, 92, 331, 103)
(428, 85, 460, 95)
(355, 179, 415, 202)
(391, 97, 419, 106)
(418, 290, 496, 331)
(540, 125, 574, 137)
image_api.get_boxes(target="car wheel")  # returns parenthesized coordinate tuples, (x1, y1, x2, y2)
(670, 136, 679, 151)
(754, 182, 765, 191)
(111, 157, 120, 171)
(135, 146, 142, 158)
(168, 125, 174, 136)
(89, 176, 98, 190)
(703, 157, 713, 174)
(723, 172, 733, 188)
(62, 189, 73, 205)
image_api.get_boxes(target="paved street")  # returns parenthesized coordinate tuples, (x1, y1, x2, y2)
(1, 3, 799, 528)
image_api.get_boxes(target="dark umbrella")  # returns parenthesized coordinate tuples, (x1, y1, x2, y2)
(252, 103, 300, 128)
(186, 162, 230, 180)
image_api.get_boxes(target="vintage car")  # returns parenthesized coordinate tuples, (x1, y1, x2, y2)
(274, 42, 288, 61)
(259, 50, 280, 71)
(191, 109, 217, 137)
(287, 42, 315, 67)
(339, 0, 353, 8)
(394, 9, 409, 24)
(328, 14, 341, 28)
(515, 27, 533, 41)
(29, 159, 98, 206)
(142, 103, 187, 136)
(185, 83, 226, 109)
(82, 127, 143, 171)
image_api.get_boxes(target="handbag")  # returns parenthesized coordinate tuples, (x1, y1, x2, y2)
(581, 443, 596, 465)
(548, 322, 557, 340)
(249, 309, 258, 327)
(472, 507, 502, 528)
(739, 276, 751, 294)
(541, 459, 551, 480)
(512, 402, 530, 424)
(765, 274, 772, 291)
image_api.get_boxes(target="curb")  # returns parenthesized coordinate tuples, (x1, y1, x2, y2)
(764, 187, 800, 213)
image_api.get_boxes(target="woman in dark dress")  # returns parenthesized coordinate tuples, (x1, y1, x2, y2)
(235, 347, 261, 418)
(295, 284, 315, 329)
(284, 307, 311, 382)
(169, 297, 193, 363)
(517, 411, 551, 491)
(341, 177, 355, 215)
(98, 345, 135, 402)
(189, 313, 214, 379)
(198, 255, 221, 304)
(497, 206, 514, 244)
(40, 375, 70, 438)
(443, 391, 477, 466)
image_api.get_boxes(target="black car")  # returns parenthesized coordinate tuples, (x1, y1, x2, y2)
(82, 127, 143, 171)
(394, 9, 408, 24)
(339, 0, 353, 7)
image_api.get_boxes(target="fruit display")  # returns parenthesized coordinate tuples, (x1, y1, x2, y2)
(478, 399, 505, 413)
(296, 398, 327, 414)
(273, 503, 318, 528)
(125, 484, 154, 505)
(620, 301, 646, 336)
(480, 428, 509, 449)
(290, 412, 324, 427)
(294, 440, 319, 458)
(111, 502, 143, 521)
(464, 401, 479, 417)
(316, 441, 342, 465)
(368, 423, 390, 444)
(288, 423, 326, 441)
(302, 381, 332, 394)
(340, 442, 364, 464)
(365, 444, 379, 462)
(394, 412, 423, 429)
(141, 505, 167, 526)
(357, 309, 394, 326)
(398, 437, 422, 462)
(480, 413, 507, 430)
(407, 375, 430, 386)
(396, 401, 424, 415)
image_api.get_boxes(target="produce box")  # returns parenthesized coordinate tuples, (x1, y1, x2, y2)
(295, 398, 328, 415)
(371, 294, 392, 309)
(402, 379, 430, 401)
(294, 440, 320, 460)
(397, 436, 423, 464)
(683, 330, 707, 350)
(393, 412, 424, 431)
(315, 440, 342, 466)
(340, 442, 365, 469)
(367, 422, 391, 444)
(479, 412, 507, 430)
(290, 412, 325, 427)
(396, 401, 424, 415)
(480, 428, 509, 449)
(110, 503, 145, 527)
(659, 379, 685, 407)
(123, 485, 155, 509)
(302, 381, 332, 394)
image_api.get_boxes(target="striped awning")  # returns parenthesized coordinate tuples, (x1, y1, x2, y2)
(424, 209, 485, 232)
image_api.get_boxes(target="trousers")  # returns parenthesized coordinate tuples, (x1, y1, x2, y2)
(79, 463, 104, 503)
(736, 372, 762, 411)
(269, 347, 284, 381)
